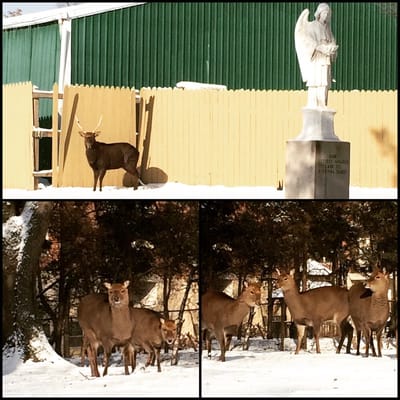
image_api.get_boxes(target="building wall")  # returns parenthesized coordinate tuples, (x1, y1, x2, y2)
(71, 3, 397, 90)
(3, 22, 60, 119)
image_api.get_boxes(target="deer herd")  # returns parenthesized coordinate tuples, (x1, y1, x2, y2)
(78, 267, 391, 377)
(201, 266, 392, 362)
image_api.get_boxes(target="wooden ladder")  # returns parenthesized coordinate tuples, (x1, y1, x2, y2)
(32, 87, 63, 189)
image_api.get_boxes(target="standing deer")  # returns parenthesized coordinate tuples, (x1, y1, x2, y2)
(275, 268, 350, 354)
(201, 281, 261, 361)
(77, 280, 133, 377)
(123, 308, 177, 373)
(337, 267, 390, 357)
(76, 116, 140, 191)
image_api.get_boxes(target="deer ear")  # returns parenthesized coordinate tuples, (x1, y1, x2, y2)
(123, 280, 130, 288)
(78, 131, 85, 137)
(104, 282, 111, 289)
(160, 317, 165, 325)
(243, 281, 249, 288)
(275, 268, 281, 276)
(289, 268, 295, 277)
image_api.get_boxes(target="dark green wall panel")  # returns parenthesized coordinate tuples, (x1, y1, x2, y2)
(3, 22, 60, 90)
(3, 22, 60, 120)
(71, 2, 397, 90)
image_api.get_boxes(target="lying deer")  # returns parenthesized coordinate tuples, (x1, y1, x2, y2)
(201, 281, 261, 361)
(275, 268, 350, 354)
(76, 116, 140, 191)
(337, 267, 389, 357)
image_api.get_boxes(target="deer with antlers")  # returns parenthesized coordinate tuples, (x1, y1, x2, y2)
(76, 116, 140, 191)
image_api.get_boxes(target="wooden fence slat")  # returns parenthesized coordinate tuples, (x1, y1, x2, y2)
(3, 82, 34, 189)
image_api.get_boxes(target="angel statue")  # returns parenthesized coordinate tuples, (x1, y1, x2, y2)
(295, 3, 338, 109)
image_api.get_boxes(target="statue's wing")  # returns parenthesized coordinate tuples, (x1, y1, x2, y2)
(294, 9, 315, 83)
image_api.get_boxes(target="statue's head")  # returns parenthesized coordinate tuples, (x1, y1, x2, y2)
(314, 3, 331, 22)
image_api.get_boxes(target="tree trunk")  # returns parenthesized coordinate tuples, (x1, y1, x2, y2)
(2, 201, 53, 360)
(163, 271, 172, 354)
(170, 265, 197, 365)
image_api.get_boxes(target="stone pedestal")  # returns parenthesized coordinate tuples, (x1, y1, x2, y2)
(296, 107, 339, 141)
(285, 107, 350, 199)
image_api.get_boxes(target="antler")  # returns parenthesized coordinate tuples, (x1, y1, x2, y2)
(93, 115, 103, 132)
(75, 116, 85, 131)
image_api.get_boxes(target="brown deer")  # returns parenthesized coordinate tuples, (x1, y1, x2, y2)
(275, 269, 350, 354)
(76, 116, 140, 191)
(77, 280, 133, 377)
(123, 308, 177, 373)
(201, 281, 261, 361)
(337, 267, 389, 357)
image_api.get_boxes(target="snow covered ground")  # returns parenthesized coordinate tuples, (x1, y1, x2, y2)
(2, 182, 398, 199)
(202, 337, 398, 398)
(3, 336, 397, 398)
(3, 342, 199, 398)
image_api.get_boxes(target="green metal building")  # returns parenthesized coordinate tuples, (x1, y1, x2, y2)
(3, 2, 397, 92)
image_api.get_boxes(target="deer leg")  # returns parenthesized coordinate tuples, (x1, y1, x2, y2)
(155, 347, 161, 372)
(92, 169, 100, 191)
(313, 324, 321, 354)
(337, 319, 353, 354)
(336, 320, 347, 354)
(369, 334, 377, 357)
(81, 334, 88, 366)
(102, 344, 113, 376)
(295, 324, 306, 354)
(123, 343, 134, 375)
(203, 329, 212, 359)
(355, 329, 362, 355)
(215, 330, 226, 361)
(102, 353, 109, 376)
(142, 342, 154, 368)
(87, 342, 100, 377)
(375, 327, 384, 357)
(207, 332, 212, 358)
(131, 347, 137, 372)
(225, 333, 233, 351)
(363, 327, 371, 357)
(345, 321, 354, 354)
(98, 169, 107, 192)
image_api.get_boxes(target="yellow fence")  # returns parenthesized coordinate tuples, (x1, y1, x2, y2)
(3, 82, 34, 190)
(2, 83, 397, 190)
(58, 85, 137, 189)
(139, 88, 397, 188)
